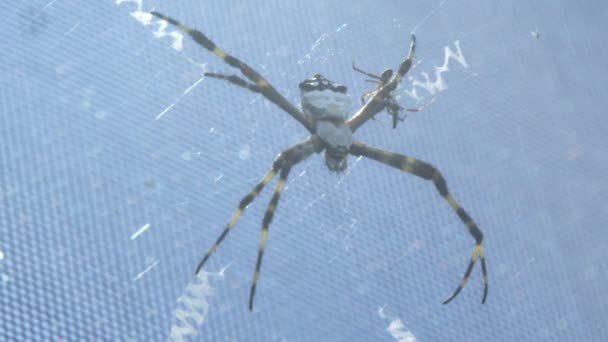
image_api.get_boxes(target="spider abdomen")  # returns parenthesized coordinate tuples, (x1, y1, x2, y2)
(315, 121, 353, 150)
(316, 121, 352, 172)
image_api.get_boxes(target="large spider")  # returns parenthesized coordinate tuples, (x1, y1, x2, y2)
(151, 12, 488, 310)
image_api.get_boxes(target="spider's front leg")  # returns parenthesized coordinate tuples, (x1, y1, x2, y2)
(350, 141, 488, 304)
(194, 139, 316, 274)
(150, 11, 315, 133)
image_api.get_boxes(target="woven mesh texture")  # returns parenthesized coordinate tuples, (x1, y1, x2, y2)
(1, 0, 607, 341)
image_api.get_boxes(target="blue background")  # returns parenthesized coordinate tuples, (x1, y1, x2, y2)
(1, 0, 607, 341)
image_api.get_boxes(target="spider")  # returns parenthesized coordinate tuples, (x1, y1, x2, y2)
(351, 62, 423, 128)
(151, 11, 488, 310)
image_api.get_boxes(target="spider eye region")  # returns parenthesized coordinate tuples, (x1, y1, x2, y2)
(299, 74, 351, 122)
(299, 74, 347, 93)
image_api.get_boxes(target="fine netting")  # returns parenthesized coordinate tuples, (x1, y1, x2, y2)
(1, 1, 607, 341)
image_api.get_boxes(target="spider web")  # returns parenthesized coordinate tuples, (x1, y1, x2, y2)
(1, 0, 607, 341)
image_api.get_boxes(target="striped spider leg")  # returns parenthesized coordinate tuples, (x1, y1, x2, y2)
(150, 12, 315, 134)
(194, 138, 321, 310)
(349, 141, 488, 304)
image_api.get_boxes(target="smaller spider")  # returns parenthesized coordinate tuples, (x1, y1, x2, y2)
(352, 62, 423, 128)
(151, 11, 488, 311)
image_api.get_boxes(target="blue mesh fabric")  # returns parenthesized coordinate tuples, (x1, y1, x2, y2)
(1, 0, 607, 341)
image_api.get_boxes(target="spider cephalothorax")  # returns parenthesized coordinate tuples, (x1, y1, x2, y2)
(299, 74, 352, 172)
(151, 11, 488, 311)
(299, 73, 350, 122)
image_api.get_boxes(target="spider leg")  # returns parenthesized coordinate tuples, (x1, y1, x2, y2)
(247, 138, 319, 310)
(194, 155, 284, 275)
(349, 141, 488, 304)
(150, 12, 314, 133)
(347, 34, 416, 132)
(352, 62, 383, 80)
(204, 72, 263, 93)
(194, 139, 317, 275)
(249, 160, 293, 311)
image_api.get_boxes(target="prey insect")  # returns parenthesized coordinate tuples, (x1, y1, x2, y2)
(151, 11, 488, 310)
(352, 63, 424, 128)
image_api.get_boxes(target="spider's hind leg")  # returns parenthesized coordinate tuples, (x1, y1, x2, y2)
(194, 138, 319, 310)
(349, 141, 488, 304)
(194, 140, 311, 274)
(249, 161, 293, 310)
(248, 138, 319, 310)
(194, 155, 284, 274)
